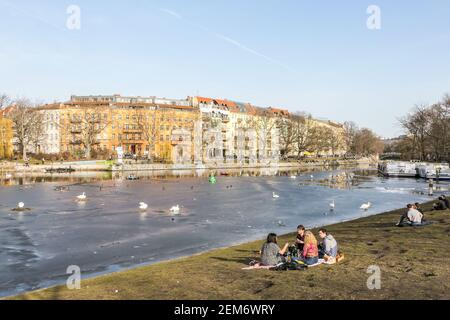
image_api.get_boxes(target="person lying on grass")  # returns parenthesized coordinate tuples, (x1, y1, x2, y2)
(318, 228, 338, 263)
(259, 233, 289, 266)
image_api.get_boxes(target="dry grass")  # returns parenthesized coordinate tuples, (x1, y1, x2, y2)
(10, 202, 450, 300)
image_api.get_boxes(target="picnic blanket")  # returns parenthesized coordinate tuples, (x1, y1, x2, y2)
(242, 264, 274, 270)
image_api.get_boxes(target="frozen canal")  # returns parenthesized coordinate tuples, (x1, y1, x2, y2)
(0, 166, 448, 297)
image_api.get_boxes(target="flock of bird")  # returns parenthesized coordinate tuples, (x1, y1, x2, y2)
(11, 172, 372, 213)
(272, 174, 373, 212)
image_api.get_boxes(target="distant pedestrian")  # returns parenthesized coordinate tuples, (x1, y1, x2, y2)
(441, 195, 450, 209)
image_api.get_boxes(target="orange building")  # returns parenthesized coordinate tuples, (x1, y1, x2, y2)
(50, 96, 200, 162)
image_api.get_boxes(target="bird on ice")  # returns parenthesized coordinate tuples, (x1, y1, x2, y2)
(139, 202, 148, 210)
(77, 192, 87, 201)
(360, 202, 372, 211)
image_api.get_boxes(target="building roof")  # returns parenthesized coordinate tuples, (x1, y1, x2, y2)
(196, 96, 237, 108)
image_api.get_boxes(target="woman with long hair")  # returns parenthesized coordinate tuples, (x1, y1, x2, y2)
(260, 233, 289, 266)
(301, 231, 319, 265)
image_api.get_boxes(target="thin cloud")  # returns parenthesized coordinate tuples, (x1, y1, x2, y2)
(213, 33, 291, 71)
(160, 8, 292, 72)
(160, 8, 182, 20)
(0, 0, 66, 32)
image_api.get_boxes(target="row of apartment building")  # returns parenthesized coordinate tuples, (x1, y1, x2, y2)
(1, 94, 348, 163)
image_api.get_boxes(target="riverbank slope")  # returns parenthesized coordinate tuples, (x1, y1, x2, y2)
(10, 202, 450, 300)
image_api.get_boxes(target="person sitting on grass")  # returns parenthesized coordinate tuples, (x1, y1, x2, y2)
(441, 195, 449, 209)
(407, 205, 423, 226)
(433, 197, 448, 211)
(300, 231, 319, 266)
(414, 203, 425, 221)
(318, 228, 338, 261)
(260, 233, 289, 266)
(396, 204, 413, 227)
(295, 225, 306, 254)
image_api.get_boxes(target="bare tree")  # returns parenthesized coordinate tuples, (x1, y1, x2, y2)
(294, 114, 314, 157)
(399, 105, 431, 161)
(277, 115, 296, 158)
(135, 107, 158, 160)
(9, 98, 44, 160)
(0, 94, 11, 109)
(248, 114, 277, 160)
(352, 128, 384, 156)
(343, 121, 358, 155)
(66, 108, 110, 159)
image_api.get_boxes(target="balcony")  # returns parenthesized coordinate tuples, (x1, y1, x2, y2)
(171, 137, 185, 146)
(122, 139, 145, 144)
(122, 128, 143, 133)
(69, 140, 83, 145)
(71, 129, 82, 133)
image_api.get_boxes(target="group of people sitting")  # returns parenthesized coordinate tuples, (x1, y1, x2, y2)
(396, 196, 449, 227)
(258, 225, 340, 268)
(433, 195, 449, 211)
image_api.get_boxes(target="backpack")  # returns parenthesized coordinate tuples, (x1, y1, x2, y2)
(273, 260, 307, 271)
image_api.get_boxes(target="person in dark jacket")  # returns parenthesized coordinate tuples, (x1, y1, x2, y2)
(295, 225, 306, 253)
(433, 197, 449, 211)
(441, 195, 449, 209)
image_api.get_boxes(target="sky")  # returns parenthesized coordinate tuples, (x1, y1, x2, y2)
(0, 0, 449, 138)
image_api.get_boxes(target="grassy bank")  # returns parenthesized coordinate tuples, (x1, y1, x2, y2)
(10, 202, 450, 300)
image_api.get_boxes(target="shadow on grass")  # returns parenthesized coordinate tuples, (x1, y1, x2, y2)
(210, 256, 252, 265)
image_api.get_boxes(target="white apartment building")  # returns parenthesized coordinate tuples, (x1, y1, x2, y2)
(38, 107, 62, 154)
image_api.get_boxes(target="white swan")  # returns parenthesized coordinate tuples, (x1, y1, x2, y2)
(360, 202, 372, 210)
(310, 175, 314, 180)
(329, 200, 335, 211)
(77, 192, 87, 201)
(290, 175, 297, 179)
(139, 202, 148, 210)
(17, 202, 25, 209)
(272, 192, 280, 199)
(170, 205, 180, 214)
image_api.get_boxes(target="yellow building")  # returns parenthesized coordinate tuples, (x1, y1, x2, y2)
(0, 114, 13, 159)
